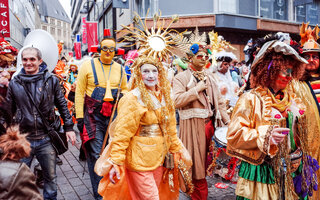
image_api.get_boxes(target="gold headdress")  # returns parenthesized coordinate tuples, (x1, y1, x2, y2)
(208, 31, 236, 65)
(119, 11, 183, 61)
(300, 22, 320, 53)
(208, 31, 235, 53)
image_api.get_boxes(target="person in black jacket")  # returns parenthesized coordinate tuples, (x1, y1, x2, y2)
(6, 47, 76, 200)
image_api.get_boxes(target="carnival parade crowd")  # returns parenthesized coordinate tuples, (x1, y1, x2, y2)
(1, 11, 320, 200)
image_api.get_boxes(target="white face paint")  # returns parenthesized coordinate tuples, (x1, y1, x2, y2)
(140, 64, 159, 90)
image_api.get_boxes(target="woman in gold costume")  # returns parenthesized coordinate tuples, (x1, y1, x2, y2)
(227, 40, 319, 200)
(94, 56, 192, 200)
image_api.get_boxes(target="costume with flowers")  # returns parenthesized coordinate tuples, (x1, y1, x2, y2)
(227, 40, 319, 200)
(94, 13, 193, 200)
(291, 22, 320, 200)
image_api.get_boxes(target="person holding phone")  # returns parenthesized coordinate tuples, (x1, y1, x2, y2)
(227, 40, 319, 200)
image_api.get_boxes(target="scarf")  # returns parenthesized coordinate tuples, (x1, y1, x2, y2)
(189, 64, 206, 81)
(267, 88, 292, 113)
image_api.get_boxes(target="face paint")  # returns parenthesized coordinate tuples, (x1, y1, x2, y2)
(275, 67, 292, 89)
(141, 64, 159, 90)
(100, 39, 116, 64)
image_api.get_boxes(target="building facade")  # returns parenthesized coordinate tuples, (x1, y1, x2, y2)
(35, 0, 72, 54)
(71, 0, 320, 59)
(7, 0, 36, 48)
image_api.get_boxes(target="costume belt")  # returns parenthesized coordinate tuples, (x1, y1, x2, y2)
(139, 124, 162, 137)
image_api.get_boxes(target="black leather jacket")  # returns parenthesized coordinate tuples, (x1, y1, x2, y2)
(6, 66, 74, 139)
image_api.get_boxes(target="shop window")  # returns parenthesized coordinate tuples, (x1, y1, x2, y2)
(219, 0, 237, 14)
(259, 0, 288, 20)
(135, 0, 158, 17)
(296, 3, 319, 25)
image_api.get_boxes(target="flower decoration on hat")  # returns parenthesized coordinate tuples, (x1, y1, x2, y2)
(118, 10, 183, 61)
(300, 22, 320, 53)
(175, 26, 208, 57)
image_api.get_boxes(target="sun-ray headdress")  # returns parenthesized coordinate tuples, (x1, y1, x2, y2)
(300, 22, 320, 53)
(118, 10, 183, 62)
(118, 11, 186, 111)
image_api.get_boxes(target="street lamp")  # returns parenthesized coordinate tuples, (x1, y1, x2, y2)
(80, 0, 99, 21)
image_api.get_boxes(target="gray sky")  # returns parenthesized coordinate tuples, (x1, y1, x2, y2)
(59, 0, 71, 19)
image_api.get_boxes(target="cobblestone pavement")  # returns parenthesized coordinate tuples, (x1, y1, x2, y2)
(36, 133, 236, 200)
(179, 175, 236, 200)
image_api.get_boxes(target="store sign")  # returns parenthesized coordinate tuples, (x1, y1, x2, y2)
(82, 17, 87, 44)
(86, 22, 98, 53)
(0, 0, 10, 37)
(74, 42, 82, 60)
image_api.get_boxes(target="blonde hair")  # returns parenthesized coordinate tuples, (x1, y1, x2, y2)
(129, 56, 175, 112)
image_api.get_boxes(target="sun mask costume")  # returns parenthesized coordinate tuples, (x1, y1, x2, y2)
(290, 22, 320, 200)
(94, 12, 193, 200)
(173, 27, 230, 199)
(227, 40, 319, 200)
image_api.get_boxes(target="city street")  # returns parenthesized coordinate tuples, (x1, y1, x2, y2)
(49, 135, 236, 200)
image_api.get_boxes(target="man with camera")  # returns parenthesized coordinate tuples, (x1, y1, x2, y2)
(6, 47, 76, 200)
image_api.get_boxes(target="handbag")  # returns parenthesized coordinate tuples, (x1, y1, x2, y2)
(20, 81, 68, 155)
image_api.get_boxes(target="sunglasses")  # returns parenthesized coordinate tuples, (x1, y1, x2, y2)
(302, 54, 319, 60)
(196, 54, 209, 60)
(101, 46, 115, 52)
(279, 68, 292, 77)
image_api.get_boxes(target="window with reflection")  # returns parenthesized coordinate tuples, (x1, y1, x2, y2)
(217, 0, 258, 16)
(259, 0, 288, 20)
(135, 0, 158, 17)
(295, 2, 319, 25)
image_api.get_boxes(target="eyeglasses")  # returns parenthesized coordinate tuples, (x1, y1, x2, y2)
(101, 46, 115, 52)
(196, 54, 209, 60)
(302, 54, 319, 60)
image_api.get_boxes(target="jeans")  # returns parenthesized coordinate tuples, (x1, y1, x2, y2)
(21, 136, 57, 200)
(85, 113, 110, 200)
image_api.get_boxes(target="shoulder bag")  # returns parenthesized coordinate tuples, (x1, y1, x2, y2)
(20, 81, 68, 155)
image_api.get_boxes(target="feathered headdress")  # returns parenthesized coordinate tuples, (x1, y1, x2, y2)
(175, 26, 208, 57)
(209, 31, 235, 53)
(300, 22, 320, 53)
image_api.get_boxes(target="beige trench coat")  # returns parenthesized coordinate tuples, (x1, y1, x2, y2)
(173, 69, 230, 179)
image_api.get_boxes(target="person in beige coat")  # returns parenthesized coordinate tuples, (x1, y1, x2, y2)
(173, 43, 230, 199)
